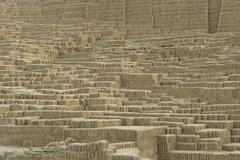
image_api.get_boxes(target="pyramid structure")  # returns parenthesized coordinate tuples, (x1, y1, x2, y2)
(1, 0, 240, 160)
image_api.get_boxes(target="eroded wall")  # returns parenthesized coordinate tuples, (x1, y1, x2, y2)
(2, 0, 240, 34)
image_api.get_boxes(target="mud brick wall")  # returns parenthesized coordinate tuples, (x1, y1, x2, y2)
(218, 0, 240, 32)
(0, 126, 65, 147)
(3, 0, 240, 34)
(120, 73, 159, 90)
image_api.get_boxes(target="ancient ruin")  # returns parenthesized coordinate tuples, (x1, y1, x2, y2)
(1, 0, 240, 159)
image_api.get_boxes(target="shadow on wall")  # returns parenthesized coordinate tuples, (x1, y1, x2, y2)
(208, 0, 222, 33)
